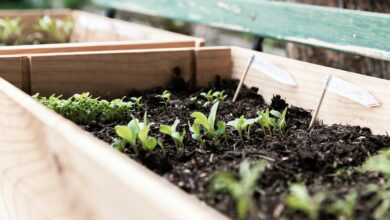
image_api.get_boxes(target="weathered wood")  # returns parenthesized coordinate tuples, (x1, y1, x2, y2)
(93, 0, 390, 61)
(286, 0, 390, 80)
(0, 77, 228, 220)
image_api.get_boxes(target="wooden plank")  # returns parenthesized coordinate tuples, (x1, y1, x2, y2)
(72, 11, 203, 44)
(30, 48, 195, 97)
(231, 47, 390, 134)
(0, 56, 23, 89)
(93, 0, 390, 61)
(0, 40, 197, 55)
(0, 77, 227, 220)
(29, 47, 230, 98)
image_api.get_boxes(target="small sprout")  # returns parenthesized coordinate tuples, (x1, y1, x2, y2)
(326, 191, 358, 220)
(131, 97, 143, 110)
(35, 16, 74, 43)
(362, 149, 390, 176)
(34, 93, 133, 124)
(211, 160, 267, 220)
(0, 17, 22, 45)
(365, 183, 390, 220)
(160, 118, 186, 149)
(285, 184, 325, 220)
(156, 90, 171, 105)
(257, 107, 287, 134)
(200, 89, 227, 106)
(257, 109, 276, 133)
(114, 113, 157, 152)
(190, 102, 226, 142)
(227, 115, 257, 139)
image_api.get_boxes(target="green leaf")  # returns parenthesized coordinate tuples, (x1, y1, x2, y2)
(115, 125, 136, 146)
(237, 197, 251, 220)
(208, 102, 220, 130)
(191, 112, 210, 131)
(362, 149, 390, 176)
(159, 124, 172, 135)
(240, 160, 267, 192)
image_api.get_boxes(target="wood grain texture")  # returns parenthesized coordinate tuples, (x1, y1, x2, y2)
(0, 56, 23, 89)
(72, 10, 203, 44)
(93, 0, 390, 60)
(0, 77, 228, 220)
(0, 40, 198, 55)
(29, 47, 230, 98)
(231, 47, 390, 134)
(30, 48, 192, 97)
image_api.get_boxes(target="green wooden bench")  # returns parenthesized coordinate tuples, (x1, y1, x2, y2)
(92, 0, 390, 61)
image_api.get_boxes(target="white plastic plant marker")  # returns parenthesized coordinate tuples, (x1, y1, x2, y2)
(252, 55, 297, 87)
(327, 76, 381, 108)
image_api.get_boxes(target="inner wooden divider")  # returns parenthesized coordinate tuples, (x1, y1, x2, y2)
(29, 47, 231, 98)
(230, 47, 390, 134)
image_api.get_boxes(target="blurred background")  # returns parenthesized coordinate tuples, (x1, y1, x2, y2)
(2, 0, 390, 79)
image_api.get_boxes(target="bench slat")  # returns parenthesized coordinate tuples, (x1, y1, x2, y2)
(93, 0, 390, 61)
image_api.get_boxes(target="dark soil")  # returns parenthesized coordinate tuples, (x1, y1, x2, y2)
(73, 80, 389, 220)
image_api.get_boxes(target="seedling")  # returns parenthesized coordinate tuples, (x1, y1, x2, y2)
(189, 102, 226, 142)
(131, 97, 143, 110)
(211, 160, 267, 220)
(200, 89, 227, 106)
(285, 184, 325, 220)
(227, 115, 257, 139)
(362, 149, 390, 219)
(36, 16, 74, 43)
(0, 17, 22, 45)
(326, 191, 357, 220)
(257, 107, 287, 134)
(34, 93, 133, 124)
(115, 113, 157, 152)
(362, 149, 390, 176)
(160, 118, 186, 149)
(156, 90, 171, 105)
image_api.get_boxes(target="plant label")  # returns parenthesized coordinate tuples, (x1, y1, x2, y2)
(327, 76, 381, 108)
(252, 56, 297, 87)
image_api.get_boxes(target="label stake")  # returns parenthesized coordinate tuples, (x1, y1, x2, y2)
(309, 74, 332, 130)
(233, 54, 255, 102)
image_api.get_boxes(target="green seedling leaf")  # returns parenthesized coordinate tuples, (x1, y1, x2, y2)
(160, 119, 185, 149)
(115, 125, 136, 146)
(326, 191, 357, 220)
(211, 160, 267, 220)
(190, 102, 226, 142)
(285, 184, 325, 220)
(228, 115, 257, 138)
(363, 149, 390, 176)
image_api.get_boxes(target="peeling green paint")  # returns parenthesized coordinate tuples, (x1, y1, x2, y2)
(93, 0, 390, 60)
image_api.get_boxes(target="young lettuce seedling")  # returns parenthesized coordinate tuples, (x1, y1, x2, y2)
(156, 90, 172, 105)
(285, 184, 325, 220)
(362, 149, 390, 176)
(160, 118, 186, 149)
(200, 89, 227, 106)
(257, 107, 287, 134)
(131, 97, 143, 110)
(227, 115, 257, 139)
(115, 113, 157, 152)
(36, 16, 73, 43)
(0, 17, 22, 45)
(326, 191, 357, 220)
(190, 102, 226, 142)
(362, 149, 390, 219)
(211, 160, 267, 220)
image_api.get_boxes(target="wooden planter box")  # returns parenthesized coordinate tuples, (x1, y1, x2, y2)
(0, 47, 389, 220)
